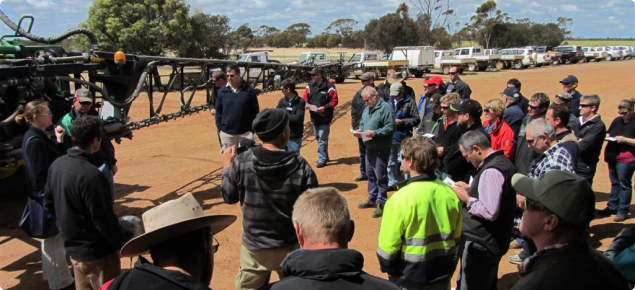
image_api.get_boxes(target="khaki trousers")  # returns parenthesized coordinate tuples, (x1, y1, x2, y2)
(70, 251, 121, 290)
(235, 243, 299, 290)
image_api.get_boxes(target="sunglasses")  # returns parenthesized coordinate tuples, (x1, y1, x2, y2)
(619, 111, 630, 116)
(449, 72, 457, 75)
(484, 109, 491, 113)
(440, 106, 450, 110)
(227, 74, 236, 77)
(528, 105, 541, 110)
(523, 198, 544, 211)
(526, 135, 543, 146)
(579, 104, 593, 108)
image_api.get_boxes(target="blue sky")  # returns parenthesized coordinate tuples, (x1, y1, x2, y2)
(0, 0, 633, 41)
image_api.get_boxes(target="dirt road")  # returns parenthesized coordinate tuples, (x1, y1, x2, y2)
(1, 59, 634, 289)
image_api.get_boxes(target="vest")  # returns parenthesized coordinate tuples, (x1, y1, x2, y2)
(462, 150, 516, 256)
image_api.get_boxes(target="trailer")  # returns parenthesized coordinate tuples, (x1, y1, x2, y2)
(391, 46, 435, 78)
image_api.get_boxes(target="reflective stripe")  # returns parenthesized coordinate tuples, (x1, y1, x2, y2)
(402, 247, 457, 263)
(403, 233, 455, 246)
(377, 247, 400, 261)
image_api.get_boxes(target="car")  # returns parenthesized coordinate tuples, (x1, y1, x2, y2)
(554, 45, 583, 64)
(615, 46, 633, 60)
(594, 46, 621, 61)
(581, 47, 607, 62)
(498, 48, 535, 69)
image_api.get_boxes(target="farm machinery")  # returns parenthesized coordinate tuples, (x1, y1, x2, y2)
(0, 10, 350, 164)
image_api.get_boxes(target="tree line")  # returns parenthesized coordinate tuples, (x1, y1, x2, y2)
(69, 0, 572, 58)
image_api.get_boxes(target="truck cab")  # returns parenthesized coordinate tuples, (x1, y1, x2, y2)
(293, 51, 330, 65)
(453, 46, 502, 71)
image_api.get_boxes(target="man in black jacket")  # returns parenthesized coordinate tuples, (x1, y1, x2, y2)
(350, 72, 375, 181)
(263, 187, 400, 290)
(514, 93, 550, 175)
(45, 116, 126, 290)
(302, 67, 338, 168)
(215, 64, 260, 153)
(276, 78, 305, 153)
(444, 66, 471, 100)
(575, 94, 606, 186)
(222, 109, 318, 290)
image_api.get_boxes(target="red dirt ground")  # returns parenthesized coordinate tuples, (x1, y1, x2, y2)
(1, 59, 634, 290)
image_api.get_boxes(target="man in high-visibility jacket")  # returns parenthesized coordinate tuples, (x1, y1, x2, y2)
(377, 135, 462, 290)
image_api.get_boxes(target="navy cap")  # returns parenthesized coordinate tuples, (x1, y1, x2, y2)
(559, 75, 578, 84)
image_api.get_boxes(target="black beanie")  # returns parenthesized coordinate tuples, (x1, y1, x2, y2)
(252, 108, 288, 142)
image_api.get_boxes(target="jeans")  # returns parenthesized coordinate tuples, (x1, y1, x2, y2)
(313, 123, 330, 163)
(607, 161, 635, 216)
(517, 237, 537, 259)
(285, 138, 302, 153)
(357, 138, 367, 178)
(388, 144, 409, 186)
(366, 148, 390, 205)
(577, 163, 597, 187)
(458, 240, 502, 290)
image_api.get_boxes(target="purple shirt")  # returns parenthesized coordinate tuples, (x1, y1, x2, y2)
(466, 151, 506, 221)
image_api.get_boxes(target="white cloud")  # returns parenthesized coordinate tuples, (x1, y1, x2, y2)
(26, 0, 56, 9)
(253, 0, 266, 8)
(559, 4, 580, 12)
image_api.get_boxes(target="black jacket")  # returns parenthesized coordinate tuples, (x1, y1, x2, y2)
(215, 80, 260, 135)
(444, 79, 472, 100)
(264, 249, 401, 290)
(105, 256, 212, 290)
(440, 121, 488, 182)
(575, 115, 606, 171)
(302, 80, 338, 125)
(512, 243, 629, 290)
(276, 94, 306, 139)
(22, 127, 64, 197)
(515, 115, 543, 175)
(376, 81, 414, 101)
(605, 116, 635, 163)
(44, 148, 126, 262)
(351, 86, 369, 130)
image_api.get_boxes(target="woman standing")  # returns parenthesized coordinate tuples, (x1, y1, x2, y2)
(600, 99, 635, 222)
(16, 100, 74, 289)
(483, 98, 515, 160)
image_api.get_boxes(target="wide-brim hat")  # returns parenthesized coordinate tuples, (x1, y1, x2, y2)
(120, 192, 236, 257)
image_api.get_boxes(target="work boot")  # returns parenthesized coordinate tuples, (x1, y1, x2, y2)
(358, 199, 376, 209)
(353, 175, 368, 181)
(372, 203, 384, 218)
(614, 214, 627, 222)
(596, 207, 617, 217)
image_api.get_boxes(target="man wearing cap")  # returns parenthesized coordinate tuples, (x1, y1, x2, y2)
(451, 130, 516, 290)
(303, 67, 338, 168)
(444, 66, 472, 101)
(215, 64, 260, 153)
(553, 92, 581, 133)
(356, 87, 395, 218)
(515, 93, 550, 175)
(221, 108, 319, 290)
(101, 193, 236, 290)
(378, 136, 462, 290)
(506, 78, 529, 114)
(501, 87, 526, 136)
(574, 94, 606, 186)
(511, 171, 629, 290)
(417, 94, 443, 137)
(45, 116, 126, 290)
(57, 88, 118, 202)
(276, 78, 305, 153)
(387, 82, 420, 190)
(376, 69, 414, 101)
(560, 74, 583, 117)
(351, 72, 375, 181)
(443, 99, 489, 182)
(265, 187, 401, 290)
(417, 76, 444, 132)
(545, 104, 580, 167)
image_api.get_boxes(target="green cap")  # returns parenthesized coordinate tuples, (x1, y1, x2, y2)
(512, 170, 595, 227)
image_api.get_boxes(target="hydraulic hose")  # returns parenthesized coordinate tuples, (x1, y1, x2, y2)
(0, 9, 99, 51)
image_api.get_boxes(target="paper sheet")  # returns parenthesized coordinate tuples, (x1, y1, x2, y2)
(307, 104, 318, 112)
(443, 177, 455, 187)
(605, 137, 617, 142)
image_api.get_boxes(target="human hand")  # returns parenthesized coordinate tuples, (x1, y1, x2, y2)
(395, 119, 403, 125)
(516, 193, 525, 208)
(451, 185, 470, 203)
(454, 181, 469, 191)
(209, 108, 216, 115)
(112, 164, 118, 176)
(616, 136, 627, 144)
(364, 130, 374, 138)
(317, 106, 325, 113)
(222, 146, 237, 168)
(438, 147, 444, 156)
(55, 125, 65, 143)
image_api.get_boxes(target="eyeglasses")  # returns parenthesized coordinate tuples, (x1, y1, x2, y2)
(579, 104, 593, 108)
(449, 72, 457, 75)
(619, 111, 630, 116)
(523, 198, 544, 211)
(440, 106, 450, 110)
(38, 112, 53, 117)
(484, 109, 491, 113)
(528, 104, 541, 110)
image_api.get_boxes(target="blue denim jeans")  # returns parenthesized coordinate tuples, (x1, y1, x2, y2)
(357, 138, 367, 178)
(285, 138, 302, 153)
(366, 148, 390, 205)
(608, 161, 635, 216)
(388, 144, 409, 186)
(313, 124, 330, 163)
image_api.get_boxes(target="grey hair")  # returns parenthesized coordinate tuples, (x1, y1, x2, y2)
(459, 130, 491, 153)
(527, 118, 556, 140)
(361, 86, 378, 98)
(292, 187, 350, 244)
(581, 94, 600, 110)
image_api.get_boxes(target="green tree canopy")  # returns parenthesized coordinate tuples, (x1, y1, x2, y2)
(364, 3, 419, 53)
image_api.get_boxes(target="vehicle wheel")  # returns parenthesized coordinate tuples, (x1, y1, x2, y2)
(414, 72, 424, 78)
(442, 65, 450, 75)
(468, 63, 477, 72)
(495, 61, 504, 70)
(535, 63, 543, 67)
(513, 60, 523, 69)
(580, 57, 587, 63)
(552, 59, 560, 65)
(606, 55, 613, 61)
(334, 76, 345, 84)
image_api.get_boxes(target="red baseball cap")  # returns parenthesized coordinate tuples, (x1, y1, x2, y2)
(424, 76, 443, 87)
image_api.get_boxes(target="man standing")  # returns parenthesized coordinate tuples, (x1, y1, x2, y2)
(501, 87, 525, 136)
(303, 67, 339, 168)
(506, 78, 529, 114)
(378, 136, 462, 290)
(552, 92, 580, 133)
(221, 108, 318, 290)
(560, 75, 583, 117)
(356, 87, 395, 218)
(444, 99, 488, 182)
(265, 187, 401, 290)
(351, 72, 375, 181)
(575, 94, 606, 186)
(545, 104, 579, 166)
(215, 64, 260, 152)
(451, 131, 516, 290)
(511, 171, 629, 290)
(444, 66, 472, 100)
(417, 76, 444, 133)
(208, 70, 227, 116)
(45, 116, 126, 290)
(387, 82, 420, 190)
(418, 94, 443, 137)
(376, 69, 414, 101)
(103, 193, 236, 290)
(276, 78, 305, 153)
(514, 93, 550, 175)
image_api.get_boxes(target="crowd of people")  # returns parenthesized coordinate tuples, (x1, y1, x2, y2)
(14, 64, 635, 290)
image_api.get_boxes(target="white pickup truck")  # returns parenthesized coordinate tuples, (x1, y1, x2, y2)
(594, 46, 621, 61)
(452, 46, 503, 71)
(524, 46, 552, 67)
(581, 47, 608, 62)
(391, 46, 435, 78)
(498, 48, 534, 69)
(434, 50, 476, 74)
(236, 50, 279, 81)
(291, 51, 332, 65)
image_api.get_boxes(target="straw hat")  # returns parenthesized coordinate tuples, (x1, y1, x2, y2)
(120, 193, 236, 257)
